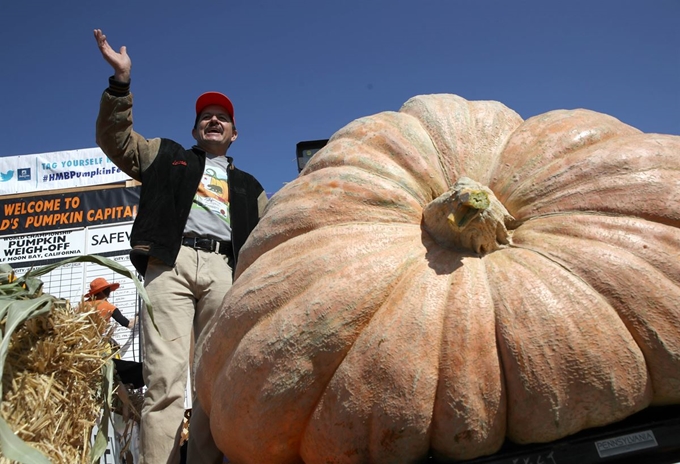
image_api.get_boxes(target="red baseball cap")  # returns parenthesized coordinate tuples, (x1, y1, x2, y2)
(195, 92, 235, 126)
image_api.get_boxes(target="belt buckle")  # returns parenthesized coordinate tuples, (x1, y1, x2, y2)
(213, 240, 220, 254)
(184, 236, 200, 250)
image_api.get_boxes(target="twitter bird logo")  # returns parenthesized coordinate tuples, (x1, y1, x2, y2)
(0, 170, 14, 182)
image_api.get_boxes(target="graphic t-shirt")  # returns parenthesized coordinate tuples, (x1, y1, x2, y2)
(182, 154, 232, 242)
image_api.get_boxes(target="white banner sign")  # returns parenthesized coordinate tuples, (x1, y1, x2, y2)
(0, 229, 87, 264)
(0, 147, 132, 194)
(87, 223, 133, 255)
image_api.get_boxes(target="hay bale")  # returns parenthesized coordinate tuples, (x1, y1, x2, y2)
(0, 300, 112, 463)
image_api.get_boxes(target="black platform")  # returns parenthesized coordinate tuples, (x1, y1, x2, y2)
(438, 405, 680, 464)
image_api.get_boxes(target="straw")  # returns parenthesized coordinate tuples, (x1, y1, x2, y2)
(1, 301, 114, 463)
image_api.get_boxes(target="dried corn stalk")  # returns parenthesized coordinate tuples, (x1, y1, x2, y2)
(0, 256, 151, 464)
(1, 301, 112, 463)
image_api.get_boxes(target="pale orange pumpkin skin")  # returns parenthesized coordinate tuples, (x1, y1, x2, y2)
(196, 94, 680, 464)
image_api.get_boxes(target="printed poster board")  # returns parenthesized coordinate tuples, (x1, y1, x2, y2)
(0, 186, 142, 360)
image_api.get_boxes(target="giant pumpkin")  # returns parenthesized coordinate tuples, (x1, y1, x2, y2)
(196, 94, 680, 463)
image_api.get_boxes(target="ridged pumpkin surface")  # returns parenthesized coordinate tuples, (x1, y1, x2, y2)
(196, 94, 680, 463)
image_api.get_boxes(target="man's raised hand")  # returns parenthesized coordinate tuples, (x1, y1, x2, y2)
(94, 29, 131, 83)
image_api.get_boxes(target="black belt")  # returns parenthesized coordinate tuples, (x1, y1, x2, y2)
(181, 236, 232, 257)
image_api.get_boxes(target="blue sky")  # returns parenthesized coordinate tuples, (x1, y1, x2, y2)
(1, 0, 678, 195)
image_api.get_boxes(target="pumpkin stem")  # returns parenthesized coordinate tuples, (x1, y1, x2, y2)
(422, 177, 514, 254)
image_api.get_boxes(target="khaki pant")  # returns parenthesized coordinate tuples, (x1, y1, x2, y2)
(139, 246, 231, 464)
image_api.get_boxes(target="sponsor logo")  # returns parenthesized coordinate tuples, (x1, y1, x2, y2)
(17, 168, 31, 181)
(595, 430, 658, 458)
(172, 160, 187, 166)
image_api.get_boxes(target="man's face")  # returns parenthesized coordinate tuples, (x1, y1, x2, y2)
(192, 104, 238, 151)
